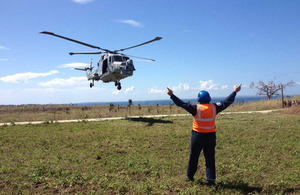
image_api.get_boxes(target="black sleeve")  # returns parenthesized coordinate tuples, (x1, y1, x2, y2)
(170, 94, 197, 116)
(215, 91, 237, 114)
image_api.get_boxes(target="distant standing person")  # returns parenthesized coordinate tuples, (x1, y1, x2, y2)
(166, 84, 242, 184)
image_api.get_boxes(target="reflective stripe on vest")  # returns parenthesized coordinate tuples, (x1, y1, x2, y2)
(193, 104, 216, 132)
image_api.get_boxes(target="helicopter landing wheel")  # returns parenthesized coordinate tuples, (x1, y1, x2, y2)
(115, 80, 120, 86)
(90, 83, 93, 88)
(117, 83, 121, 90)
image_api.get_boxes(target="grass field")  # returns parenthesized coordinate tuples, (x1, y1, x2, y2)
(1, 97, 299, 123)
(0, 110, 299, 194)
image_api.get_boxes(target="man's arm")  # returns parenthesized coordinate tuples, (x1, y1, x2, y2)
(167, 87, 197, 116)
(215, 84, 242, 114)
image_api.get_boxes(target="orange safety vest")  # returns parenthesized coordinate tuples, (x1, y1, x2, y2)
(193, 104, 217, 133)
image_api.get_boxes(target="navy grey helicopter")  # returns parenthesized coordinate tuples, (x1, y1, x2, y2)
(40, 31, 162, 90)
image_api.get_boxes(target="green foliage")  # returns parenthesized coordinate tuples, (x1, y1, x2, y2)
(109, 103, 115, 112)
(0, 113, 299, 194)
(128, 99, 132, 106)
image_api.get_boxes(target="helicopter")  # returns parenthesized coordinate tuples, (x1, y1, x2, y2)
(40, 31, 162, 90)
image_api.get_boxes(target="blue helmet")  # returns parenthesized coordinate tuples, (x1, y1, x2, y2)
(197, 90, 211, 103)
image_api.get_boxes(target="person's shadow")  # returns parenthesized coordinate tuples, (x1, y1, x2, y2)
(213, 180, 262, 194)
(198, 180, 299, 194)
(126, 117, 173, 126)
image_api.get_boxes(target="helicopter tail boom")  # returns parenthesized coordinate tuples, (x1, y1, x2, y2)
(74, 68, 88, 71)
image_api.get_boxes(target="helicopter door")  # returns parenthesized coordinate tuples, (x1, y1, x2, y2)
(102, 58, 108, 74)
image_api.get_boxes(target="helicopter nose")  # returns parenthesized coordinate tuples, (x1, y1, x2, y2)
(127, 64, 136, 71)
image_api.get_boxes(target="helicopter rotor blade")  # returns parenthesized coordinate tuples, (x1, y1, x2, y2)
(115, 37, 162, 52)
(69, 52, 103, 55)
(125, 54, 155, 61)
(40, 31, 112, 52)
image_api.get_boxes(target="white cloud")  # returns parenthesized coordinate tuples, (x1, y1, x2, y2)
(72, 0, 93, 4)
(184, 84, 190, 90)
(112, 90, 121, 95)
(0, 70, 59, 83)
(173, 83, 191, 91)
(221, 85, 228, 90)
(38, 76, 87, 87)
(58, 62, 89, 68)
(148, 87, 164, 94)
(0, 45, 9, 50)
(147, 81, 231, 96)
(296, 82, 300, 85)
(113, 19, 144, 27)
(199, 80, 220, 90)
(125, 86, 135, 93)
(146, 81, 230, 97)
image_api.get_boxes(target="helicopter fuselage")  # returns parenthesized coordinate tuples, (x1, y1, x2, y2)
(87, 53, 135, 89)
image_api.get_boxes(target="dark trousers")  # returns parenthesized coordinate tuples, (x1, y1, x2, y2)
(187, 130, 216, 181)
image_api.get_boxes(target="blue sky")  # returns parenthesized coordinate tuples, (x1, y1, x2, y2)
(0, 0, 299, 104)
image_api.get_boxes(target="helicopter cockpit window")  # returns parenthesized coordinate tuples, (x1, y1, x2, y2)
(123, 57, 129, 61)
(112, 56, 123, 62)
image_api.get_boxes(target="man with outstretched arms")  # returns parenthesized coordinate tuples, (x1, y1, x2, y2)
(166, 84, 242, 184)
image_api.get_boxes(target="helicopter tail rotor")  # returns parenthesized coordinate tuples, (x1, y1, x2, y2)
(90, 59, 93, 70)
(74, 59, 93, 71)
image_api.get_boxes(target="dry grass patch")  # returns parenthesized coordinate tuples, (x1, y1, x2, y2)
(281, 106, 300, 116)
(227, 98, 282, 112)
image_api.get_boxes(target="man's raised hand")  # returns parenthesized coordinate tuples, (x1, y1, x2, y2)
(167, 87, 173, 96)
(234, 84, 242, 93)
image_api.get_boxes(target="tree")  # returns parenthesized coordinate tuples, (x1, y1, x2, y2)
(128, 99, 133, 106)
(109, 103, 115, 112)
(250, 80, 294, 107)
